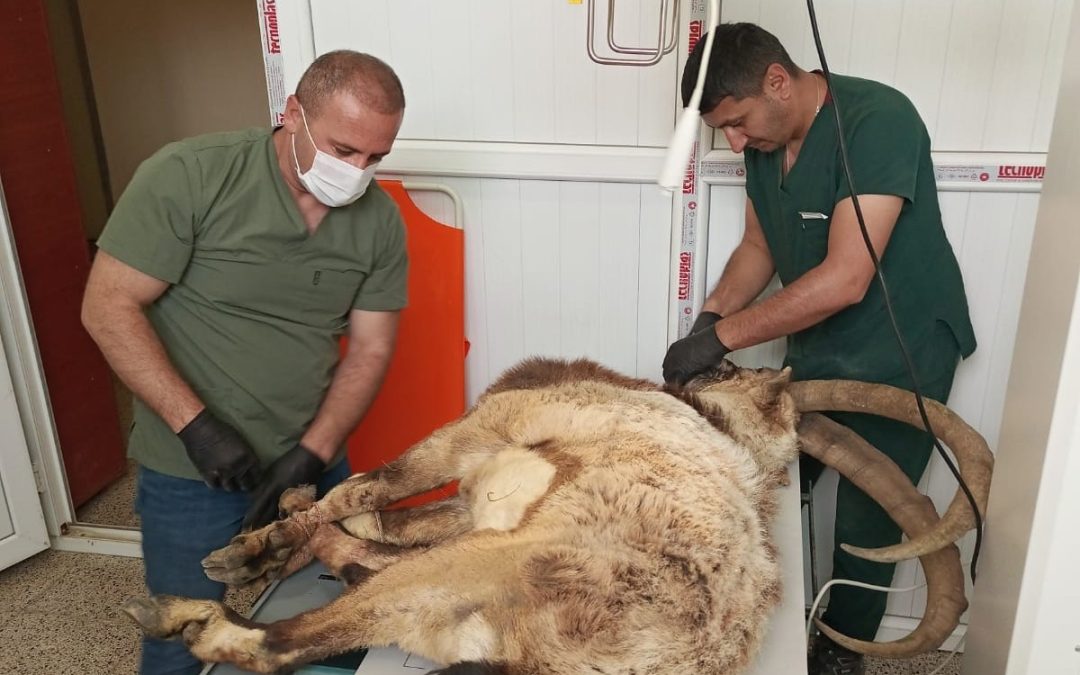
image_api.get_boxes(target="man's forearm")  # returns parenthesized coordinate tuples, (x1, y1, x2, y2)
(300, 346, 394, 463)
(701, 242, 776, 318)
(716, 260, 863, 351)
(84, 304, 203, 432)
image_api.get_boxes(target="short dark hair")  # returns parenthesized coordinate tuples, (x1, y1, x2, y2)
(681, 23, 799, 113)
(296, 50, 405, 116)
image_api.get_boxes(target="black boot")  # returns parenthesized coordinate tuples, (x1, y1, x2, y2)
(808, 634, 865, 675)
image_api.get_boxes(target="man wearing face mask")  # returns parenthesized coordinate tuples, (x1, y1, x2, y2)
(81, 51, 407, 675)
(660, 23, 976, 675)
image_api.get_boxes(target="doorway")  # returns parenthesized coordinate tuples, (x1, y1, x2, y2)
(0, 0, 270, 534)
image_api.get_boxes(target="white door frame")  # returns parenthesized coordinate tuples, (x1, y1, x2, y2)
(0, 175, 143, 558)
(0, 310, 49, 570)
(0, 179, 49, 569)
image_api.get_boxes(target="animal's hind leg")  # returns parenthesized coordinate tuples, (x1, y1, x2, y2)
(306, 496, 476, 585)
(127, 542, 522, 673)
(205, 416, 498, 585)
(303, 524, 416, 585)
(340, 495, 475, 547)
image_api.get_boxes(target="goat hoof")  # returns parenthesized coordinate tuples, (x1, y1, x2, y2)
(202, 521, 305, 585)
(122, 596, 169, 637)
(278, 485, 317, 515)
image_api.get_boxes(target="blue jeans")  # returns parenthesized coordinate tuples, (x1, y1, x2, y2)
(135, 461, 352, 675)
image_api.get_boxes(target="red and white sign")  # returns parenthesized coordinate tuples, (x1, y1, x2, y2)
(700, 160, 1046, 186)
(257, 0, 287, 126)
(935, 164, 1046, 184)
(673, 0, 711, 339)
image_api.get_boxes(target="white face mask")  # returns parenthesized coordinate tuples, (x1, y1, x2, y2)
(291, 105, 378, 207)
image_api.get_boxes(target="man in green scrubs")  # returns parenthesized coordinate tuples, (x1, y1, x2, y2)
(662, 23, 976, 675)
(81, 51, 408, 675)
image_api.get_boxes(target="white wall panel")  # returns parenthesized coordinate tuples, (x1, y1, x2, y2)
(430, 3, 478, 141)
(520, 181, 563, 360)
(553, 4, 600, 145)
(893, 0, 954, 144)
(480, 179, 526, 377)
(510, 1, 557, 143)
(387, 1, 438, 139)
(705, 186, 787, 369)
(309, 0, 678, 147)
(396, 178, 672, 403)
(935, 0, 1007, 151)
(847, 1, 903, 85)
(716, 0, 1071, 153)
(982, 0, 1057, 151)
(1032, 0, 1077, 149)
(469, 1, 517, 142)
(637, 2, 679, 147)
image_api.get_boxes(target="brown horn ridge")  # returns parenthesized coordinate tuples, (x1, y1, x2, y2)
(789, 380, 992, 563)
(798, 413, 967, 657)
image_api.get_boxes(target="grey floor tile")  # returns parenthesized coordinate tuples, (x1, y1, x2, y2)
(0, 548, 80, 612)
(75, 459, 140, 529)
(866, 650, 963, 674)
(32, 552, 145, 624)
(0, 608, 140, 674)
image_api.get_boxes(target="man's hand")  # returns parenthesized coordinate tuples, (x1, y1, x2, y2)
(662, 324, 732, 385)
(242, 444, 326, 530)
(177, 410, 263, 491)
(690, 310, 723, 336)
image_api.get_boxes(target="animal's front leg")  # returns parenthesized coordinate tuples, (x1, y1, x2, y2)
(202, 484, 324, 586)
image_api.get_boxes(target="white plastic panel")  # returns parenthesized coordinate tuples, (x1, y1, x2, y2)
(717, 0, 1073, 153)
(704, 186, 787, 369)
(310, 0, 678, 147)
(398, 178, 673, 404)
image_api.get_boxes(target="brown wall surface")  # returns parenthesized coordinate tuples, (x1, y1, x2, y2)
(77, 0, 270, 204)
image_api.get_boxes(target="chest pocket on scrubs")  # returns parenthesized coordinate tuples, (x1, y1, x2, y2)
(192, 257, 365, 329)
(794, 217, 830, 277)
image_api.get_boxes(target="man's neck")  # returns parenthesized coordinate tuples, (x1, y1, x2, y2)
(271, 128, 330, 234)
(785, 71, 826, 164)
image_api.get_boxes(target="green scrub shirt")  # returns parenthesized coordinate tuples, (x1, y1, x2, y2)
(97, 128, 408, 480)
(744, 74, 975, 387)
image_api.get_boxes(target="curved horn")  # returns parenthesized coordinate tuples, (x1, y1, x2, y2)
(799, 413, 967, 657)
(789, 380, 992, 562)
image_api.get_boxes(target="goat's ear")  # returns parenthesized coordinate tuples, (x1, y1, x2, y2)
(754, 367, 792, 408)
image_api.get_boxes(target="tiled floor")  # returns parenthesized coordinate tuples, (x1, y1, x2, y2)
(0, 548, 962, 675)
(76, 459, 140, 528)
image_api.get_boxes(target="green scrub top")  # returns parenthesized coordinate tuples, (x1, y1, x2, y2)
(744, 75, 975, 385)
(97, 128, 408, 480)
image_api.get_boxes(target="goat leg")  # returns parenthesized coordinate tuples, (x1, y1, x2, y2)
(127, 541, 522, 674)
(204, 415, 498, 585)
(339, 495, 475, 547)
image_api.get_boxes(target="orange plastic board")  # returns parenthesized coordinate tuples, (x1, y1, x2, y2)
(342, 181, 467, 506)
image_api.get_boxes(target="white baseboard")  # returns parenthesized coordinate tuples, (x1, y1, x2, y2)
(51, 524, 142, 558)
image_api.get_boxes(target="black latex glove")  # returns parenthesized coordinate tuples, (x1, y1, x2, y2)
(662, 323, 732, 385)
(242, 444, 326, 531)
(690, 310, 723, 336)
(177, 409, 263, 492)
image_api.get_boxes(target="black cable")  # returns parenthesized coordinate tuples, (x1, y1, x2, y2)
(805, 0, 983, 583)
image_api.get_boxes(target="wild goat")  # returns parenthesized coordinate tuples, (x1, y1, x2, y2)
(123, 357, 991, 674)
